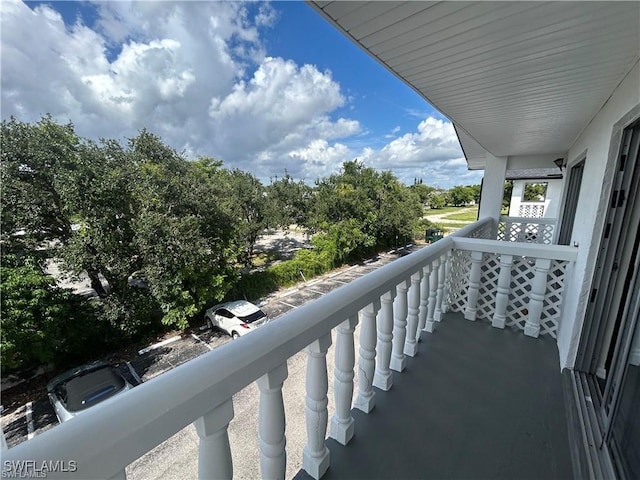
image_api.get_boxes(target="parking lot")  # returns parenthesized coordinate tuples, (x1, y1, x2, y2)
(1, 245, 421, 468)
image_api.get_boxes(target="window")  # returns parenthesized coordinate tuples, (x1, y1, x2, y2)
(522, 182, 548, 202)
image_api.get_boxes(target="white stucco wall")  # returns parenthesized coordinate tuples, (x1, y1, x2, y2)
(508, 179, 562, 218)
(557, 61, 640, 370)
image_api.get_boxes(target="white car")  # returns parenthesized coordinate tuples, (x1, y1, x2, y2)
(205, 300, 269, 339)
(46, 361, 132, 423)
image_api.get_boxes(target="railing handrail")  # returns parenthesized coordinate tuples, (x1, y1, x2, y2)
(453, 237, 577, 262)
(499, 215, 557, 226)
(2, 218, 493, 479)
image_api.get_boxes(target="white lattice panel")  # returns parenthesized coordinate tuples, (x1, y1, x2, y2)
(475, 253, 499, 321)
(446, 249, 471, 313)
(446, 249, 569, 337)
(497, 222, 555, 244)
(519, 204, 545, 218)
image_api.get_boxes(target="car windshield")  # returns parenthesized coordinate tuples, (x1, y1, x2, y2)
(238, 309, 267, 324)
(61, 366, 126, 412)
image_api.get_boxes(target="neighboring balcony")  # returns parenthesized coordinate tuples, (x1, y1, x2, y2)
(2, 217, 578, 480)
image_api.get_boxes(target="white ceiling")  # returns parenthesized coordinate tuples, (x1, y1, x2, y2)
(309, 1, 640, 169)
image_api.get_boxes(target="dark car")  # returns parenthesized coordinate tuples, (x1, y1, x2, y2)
(47, 361, 132, 423)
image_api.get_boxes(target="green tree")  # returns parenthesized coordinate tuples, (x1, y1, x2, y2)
(266, 171, 312, 229)
(448, 185, 474, 206)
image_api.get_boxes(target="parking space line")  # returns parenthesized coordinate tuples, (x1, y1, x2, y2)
(25, 402, 34, 440)
(138, 335, 181, 356)
(280, 288, 299, 298)
(306, 288, 326, 296)
(333, 279, 349, 285)
(279, 300, 298, 309)
(191, 333, 213, 351)
(126, 361, 144, 385)
(328, 271, 343, 278)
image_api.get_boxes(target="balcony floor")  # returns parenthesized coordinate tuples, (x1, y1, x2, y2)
(295, 312, 573, 480)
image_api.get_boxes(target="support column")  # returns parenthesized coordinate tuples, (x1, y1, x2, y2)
(374, 289, 396, 391)
(524, 258, 552, 338)
(441, 250, 452, 314)
(331, 315, 358, 446)
(404, 271, 422, 357)
(354, 300, 380, 413)
(425, 259, 439, 332)
(479, 155, 508, 236)
(417, 263, 431, 335)
(390, 279, 410, 372)
(434, 256, 446, 322)
(492, 254, 513, 329)
(303, 333, 332, 480)
(464, 250, 484, 321)
(257, 363, 288, 480)
(194, 399, 234, 480)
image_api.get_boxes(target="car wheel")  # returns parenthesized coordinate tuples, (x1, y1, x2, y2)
(206, 316, 212, 330)
(231, 331, 239, 340)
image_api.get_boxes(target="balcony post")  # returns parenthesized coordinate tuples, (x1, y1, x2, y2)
(256, 363, 288, 479)
(425, 258, 439, 332)
(404, 271, 422, 357)
(354, 300, 380, 412)
(464, 250, 484, 321)
(417, 263, 431, 335)
(194, 399, 234, 480)
(441, 250, 452, 314)
(434, 255, 446, 322)
(492, 254, 513, 329)
(390, 279, 410, 372)
(374, 289, 396, 391)
(303, 333, 332, 480)
(331, 315, 359, 446)
(524, 258, 552, 338)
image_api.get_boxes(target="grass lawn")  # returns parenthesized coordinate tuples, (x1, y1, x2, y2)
(445, 207, 479, 221)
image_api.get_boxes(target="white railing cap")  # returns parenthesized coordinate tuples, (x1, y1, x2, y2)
(453, 237, 577, 261)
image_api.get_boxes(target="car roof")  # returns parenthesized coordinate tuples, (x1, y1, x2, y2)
(47, 360, 112, 392)
(209, 300, 261, 316)
(61, 366, 126, 412)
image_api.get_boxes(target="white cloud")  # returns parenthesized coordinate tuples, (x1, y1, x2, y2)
(1, 1, 479, 189)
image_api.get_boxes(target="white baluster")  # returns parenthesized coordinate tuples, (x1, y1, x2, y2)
(492, 254, 513, 329)
(524, 258, 552, 338)
(331, 315, 358, 446)
(434, 255, 446, 322)
(374, 290, 396, 391)
(425, 259, 439, 332)
(354, 300, 380, 412)
(303, 333, 332, 480)
(390, 279, 410, 372)
(404, 271, 422, 357)
(257, 363, 288, 479)
(441, 250, 452, 314)
(464, 250, 484, 321)
(194, 399, 234, 480)
(417, 264, 431, 336)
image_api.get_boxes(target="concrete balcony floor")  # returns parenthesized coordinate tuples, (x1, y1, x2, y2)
(296, 312, 573, 480)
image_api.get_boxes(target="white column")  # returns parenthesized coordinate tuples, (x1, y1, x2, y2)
(303, 333, 332, 480)
(331, 315, 358, 446)
(464, 250, 484, 321)
(434, 256, 446, 322)
(425, 259, 439, 332)
(354, 300, 380, 412)
(441, 250, 452, 314)
(479, 155, 508, 229)
(404, 271, 422, 357)
(492, 254, 513, 329)
(374, 289, 396, 391)
(257, 363, 288, 480)
(194, 399, 234, 480)
(524, 258, 552, 338)
(417, 264, 431, 335)
(390, 279, 410, 372)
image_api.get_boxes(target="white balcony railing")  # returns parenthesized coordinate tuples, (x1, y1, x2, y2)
(497, 216, 558, 245)
(2, 218, 578, 480)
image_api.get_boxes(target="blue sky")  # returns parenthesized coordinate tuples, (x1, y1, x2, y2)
(2, 1, 482, 187)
